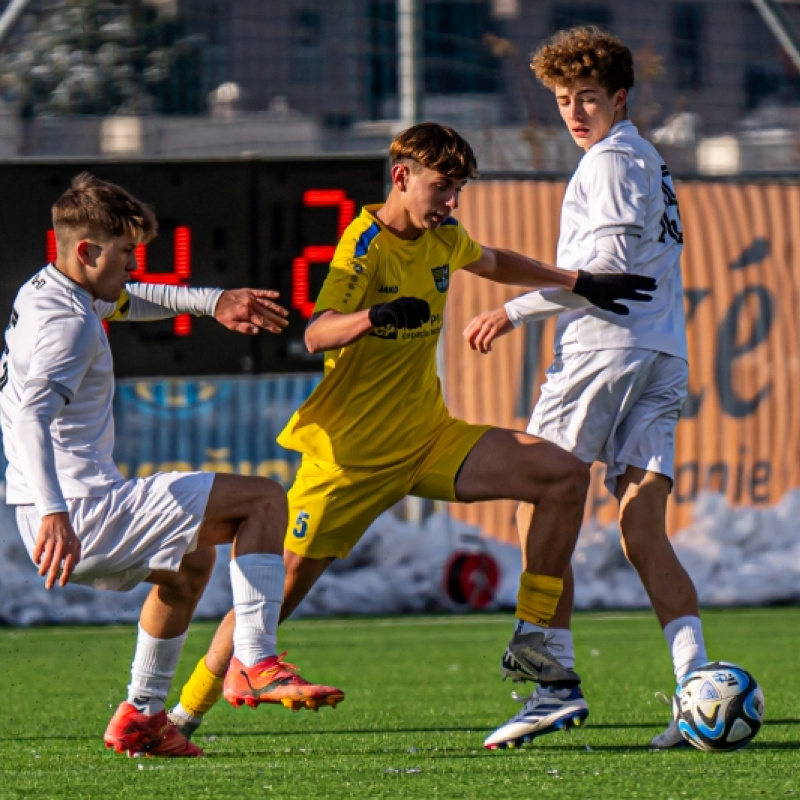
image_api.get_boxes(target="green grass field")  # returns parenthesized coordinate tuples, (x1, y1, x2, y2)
(1, 608, 798, 800)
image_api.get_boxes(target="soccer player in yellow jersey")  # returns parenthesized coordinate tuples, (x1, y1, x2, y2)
(169, 122, 657, 739)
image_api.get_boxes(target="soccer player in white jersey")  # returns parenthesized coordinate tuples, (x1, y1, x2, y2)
(464, 28, 710, 750)
(0, 173, 343, 758)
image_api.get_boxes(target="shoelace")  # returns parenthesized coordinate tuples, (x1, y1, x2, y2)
(654, 691, 672, 707)
(540, 633, 566, 656)
(259, 651, 300, 679)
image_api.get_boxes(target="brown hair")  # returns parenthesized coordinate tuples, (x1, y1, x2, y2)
(531, 26, 634, 95)
(390, 122, 478, 180)
(52, 172, 158, 248)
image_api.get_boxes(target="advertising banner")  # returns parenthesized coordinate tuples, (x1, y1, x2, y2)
(445, 179, 800, 543)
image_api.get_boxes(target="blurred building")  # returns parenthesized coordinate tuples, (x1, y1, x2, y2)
(171, 1, 800, 131)
(1, 0, 800, 169)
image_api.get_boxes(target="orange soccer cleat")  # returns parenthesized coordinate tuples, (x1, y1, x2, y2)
(223, 652, 345, 712)
(104, 701, 204, 758)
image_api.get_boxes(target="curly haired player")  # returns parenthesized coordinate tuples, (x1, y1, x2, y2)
(464, 28, 710, 750)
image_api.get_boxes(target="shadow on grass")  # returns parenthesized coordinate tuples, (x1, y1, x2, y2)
(4, 718, 796, 747)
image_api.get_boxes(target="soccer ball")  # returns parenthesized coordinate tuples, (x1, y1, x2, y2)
(676, 661, 765, 752)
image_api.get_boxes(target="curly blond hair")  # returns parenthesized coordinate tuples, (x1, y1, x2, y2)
(531, 26, 634, 95)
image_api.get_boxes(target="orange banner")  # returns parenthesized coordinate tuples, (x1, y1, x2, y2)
(445, 179, 800, 544)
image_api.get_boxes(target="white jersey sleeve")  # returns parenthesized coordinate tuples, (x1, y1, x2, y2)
(586, 151, 647, 240)
(13, 383, 68, 515)
(505, 234, 635, 325)
(96, 284, 223, 322)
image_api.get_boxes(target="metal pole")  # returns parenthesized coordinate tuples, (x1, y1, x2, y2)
(751, 0, 800, 73)
(398, 0, 422, 126)
(0, 0, 32, 48)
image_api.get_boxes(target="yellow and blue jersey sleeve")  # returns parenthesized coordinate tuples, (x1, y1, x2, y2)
(313, 218, 381, 315)
(447, 219, 483, 271)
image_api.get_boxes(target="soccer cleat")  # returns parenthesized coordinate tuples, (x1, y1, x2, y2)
(484, 686, 589, 750)
(104, 702, 204, 757)
(223, 652, 345, 711)
(650, 716, 687, 749)
(501, 631, 582, 685)
(650, 693, 688, 749)
(167, 710, 202, 741)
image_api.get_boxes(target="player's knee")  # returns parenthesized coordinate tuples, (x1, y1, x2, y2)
(548, 457, 590, 506)
(164, 549, 215, 604)
(248, 478, 288, 527)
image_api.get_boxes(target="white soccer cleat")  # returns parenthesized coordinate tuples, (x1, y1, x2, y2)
(484, 686, 589, 750)
(649, 692, 687, 749)
(650, 716, 687, 749)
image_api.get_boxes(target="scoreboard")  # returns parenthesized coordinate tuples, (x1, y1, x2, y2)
(0, 157, 386, 377)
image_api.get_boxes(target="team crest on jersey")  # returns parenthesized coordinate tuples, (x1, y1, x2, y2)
(431, 264, 450, 292)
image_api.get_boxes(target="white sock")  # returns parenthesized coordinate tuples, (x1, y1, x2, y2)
(127, 624, 187, 715)
(170, 702, 201, 725)
(230, 553, 284, 668)
(515, 619, 548, 636)
(663, 615, 707, 681)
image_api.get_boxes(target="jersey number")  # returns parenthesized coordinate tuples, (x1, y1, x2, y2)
(659, 165, 684, 245)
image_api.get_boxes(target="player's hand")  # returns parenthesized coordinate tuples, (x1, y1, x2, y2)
(463, 308, 514, 353)
(572, 270, 657, 315)
(32, 512, 82, 589)
(214, 289, 289, 335)
(368, 297, 431, 329)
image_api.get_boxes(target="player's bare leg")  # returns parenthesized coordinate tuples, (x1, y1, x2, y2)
(456, 428, 588, 689)
(170, 549, 339, 736)
(616, 466, 707, 748)
(190, 475, 342, 713)
(483, 501, 587, 750)
(104, 549, 215, 758)
(616, 468, 698, 625)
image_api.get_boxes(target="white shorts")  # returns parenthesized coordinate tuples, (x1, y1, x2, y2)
(528, 349, 688, 495)
(15, 471, 215, 592)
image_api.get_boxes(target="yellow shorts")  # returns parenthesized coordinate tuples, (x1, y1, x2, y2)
(285, 418, 491, 559)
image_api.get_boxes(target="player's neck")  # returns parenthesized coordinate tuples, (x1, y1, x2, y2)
(54, 258, 93, 297)
(375, 194, 425, 241)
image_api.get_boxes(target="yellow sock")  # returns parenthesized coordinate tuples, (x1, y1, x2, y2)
(515, 572, 563, 628)
(178, 657, 224, 718)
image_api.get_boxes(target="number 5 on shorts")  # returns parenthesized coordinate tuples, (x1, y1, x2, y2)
(292, 510, 310, 539)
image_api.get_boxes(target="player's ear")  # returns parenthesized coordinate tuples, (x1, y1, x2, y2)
(390, 162, 409, 192)
(614, 87, 627, 111)
(76, 240, 95, 266)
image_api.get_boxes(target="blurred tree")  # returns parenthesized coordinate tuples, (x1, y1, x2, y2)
(0, 0, 205, 117)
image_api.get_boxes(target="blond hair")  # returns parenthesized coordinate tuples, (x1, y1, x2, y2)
(390, 122, 478, 180)
(531, 26, 634, 95)
(52, 172, 158, 250)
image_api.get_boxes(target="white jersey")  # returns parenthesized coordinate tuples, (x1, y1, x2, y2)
(0, 264, 221, 515)
(508, 120, 688, 361)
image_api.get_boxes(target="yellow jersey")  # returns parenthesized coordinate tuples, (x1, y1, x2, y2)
(278, 204, 483, 467)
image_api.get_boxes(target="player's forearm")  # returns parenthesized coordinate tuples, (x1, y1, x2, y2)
(488, 249, 578, 290)
(110, 284, 224, 321)
(505, 289, 590, 325)
(305, 309, 373, 354)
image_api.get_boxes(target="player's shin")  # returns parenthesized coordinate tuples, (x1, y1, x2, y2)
(501, 573, 581, 685)
(169, 657, 225, 738)
(229, 553, 284, 666)
(127, 624, 188, 715)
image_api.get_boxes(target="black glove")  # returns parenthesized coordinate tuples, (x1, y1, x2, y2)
(368, 297, 431, 329)
(573, 270, 657, 315)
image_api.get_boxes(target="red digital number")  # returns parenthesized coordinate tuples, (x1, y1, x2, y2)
(292, 190, 356, 319)
(46, 226, 193, 336)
